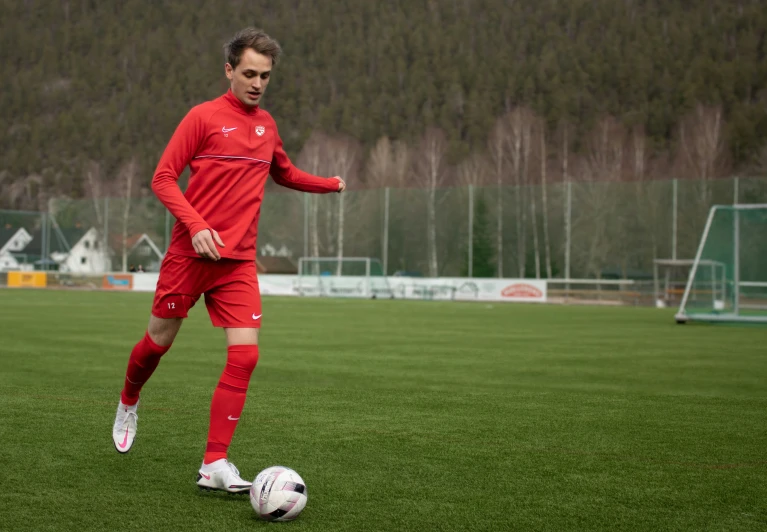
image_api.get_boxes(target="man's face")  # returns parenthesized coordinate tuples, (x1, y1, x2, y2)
(225, 48, 272, 107)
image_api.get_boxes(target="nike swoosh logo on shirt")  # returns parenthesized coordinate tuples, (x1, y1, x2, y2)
(222, 126, 237, 133)
(228, 415, 240, 421)
(252, 313, 261, 320)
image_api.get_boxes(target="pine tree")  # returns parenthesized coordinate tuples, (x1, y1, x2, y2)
(1, 0, 766, 209)
(462, 195, 495, 278)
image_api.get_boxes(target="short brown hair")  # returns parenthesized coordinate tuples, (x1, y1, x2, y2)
(224, 28, 282, 69)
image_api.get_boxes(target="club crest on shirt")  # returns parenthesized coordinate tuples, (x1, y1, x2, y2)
(255, 125, 265, 136)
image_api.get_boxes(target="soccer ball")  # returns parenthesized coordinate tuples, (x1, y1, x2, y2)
(250, 466, 308, 522)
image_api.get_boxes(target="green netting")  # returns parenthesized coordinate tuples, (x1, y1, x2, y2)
(2, 176, 767, 276)
(677, 205, 767, 323)
(298, 257, 385, 277)
(297, 257, 392, 298)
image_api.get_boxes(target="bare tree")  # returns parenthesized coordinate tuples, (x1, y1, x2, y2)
(366, 137, 411, 273)
(634, 147, 670, 270)
(624, 125, 652, 274)
(390, 141, 411, 189)
(506, 108, 535, 278)
(6, 174, 43, 210)
(632, 125, 646, 182)
(83, 160, 107, 250)
(488, 115, 508, 277)
(296, 132, 327, 262)
(538, 120, 553, 278)
(367, 137, 395, 188)
(676, 104, 729, 232)
(85, 161, 103, 224)
(366, 138, 411, 189)
(118, 157, 138, 272)
(753, 142, 767, 175)
(678, 104, 727, 199)
(457, 151, 489, 188)
(562, 122, 571, 280)
(509, 114, 524, 277)
(0, 171, 8, 208)
(326, 135, 360, 274)
(582, 117, 629, 277)
(416, 128, 449, 277)
(520, 111, 537, 278)
(488, 109, 538, 278)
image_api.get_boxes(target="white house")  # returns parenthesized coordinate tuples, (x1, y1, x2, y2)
(0, 228, 33, 271)
(23, 227, 110, 273)
(0, 253, 19, 271)
(53, 227, 110, 273)
(124, 233, 164, 272)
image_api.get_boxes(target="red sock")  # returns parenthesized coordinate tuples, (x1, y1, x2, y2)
(120, 332, 171, 406)
(204, 345, 259, 464)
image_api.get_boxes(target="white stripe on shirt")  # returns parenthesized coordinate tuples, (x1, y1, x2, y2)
(194, 155, 271, 165)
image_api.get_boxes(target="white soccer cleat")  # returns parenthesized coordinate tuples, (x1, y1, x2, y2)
(112, 400, 138, 454)
(197, 459, 252, 494)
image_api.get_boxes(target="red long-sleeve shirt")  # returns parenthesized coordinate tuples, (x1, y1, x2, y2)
(152, 89, 339, 260)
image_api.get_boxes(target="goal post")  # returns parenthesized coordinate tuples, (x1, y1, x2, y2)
(296, 257, 393, 299)
(675, 204, 767, 324)
(654, 259, 726, 309)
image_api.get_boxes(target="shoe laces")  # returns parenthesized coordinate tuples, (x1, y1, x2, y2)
(116, 407, 137, 427)
(226, 461, 241, 478)
(123, 410, 138, 426)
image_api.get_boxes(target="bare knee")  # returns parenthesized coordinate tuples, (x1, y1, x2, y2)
(147, 315, 183, 347)
(225, 328, 259, 346)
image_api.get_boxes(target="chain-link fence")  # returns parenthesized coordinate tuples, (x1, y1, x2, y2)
(1, 198, 172, 273)
(258, 175, 767, 279)
(1, 175, 765, 277)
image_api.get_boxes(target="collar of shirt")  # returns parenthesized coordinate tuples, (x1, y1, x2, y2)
(223, 89, 260, 116)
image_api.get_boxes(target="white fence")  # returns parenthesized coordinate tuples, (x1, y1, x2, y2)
(133, 273, 548, 303)
(3, 271, 667, 306)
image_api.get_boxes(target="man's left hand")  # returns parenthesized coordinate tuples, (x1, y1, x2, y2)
(334, 177, 346, 192)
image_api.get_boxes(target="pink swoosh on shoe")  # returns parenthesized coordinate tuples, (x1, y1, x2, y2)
(118, 427, 129, 448)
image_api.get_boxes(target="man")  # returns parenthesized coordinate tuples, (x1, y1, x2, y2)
(111, 28, 345, 493)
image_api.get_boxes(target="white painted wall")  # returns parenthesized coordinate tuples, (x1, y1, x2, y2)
(56, 228, 110, 273)
(0, 229, 32, 272)
(0, 228, 32, 254)
(0, 252, 20, 271)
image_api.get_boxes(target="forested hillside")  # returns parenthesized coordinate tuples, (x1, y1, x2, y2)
(1, 0, 766, 211)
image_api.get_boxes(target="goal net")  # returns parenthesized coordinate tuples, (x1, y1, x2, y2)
(296, 257, 393, 299)
(654, 259, 726, 309)
(675, 204, 767, 324)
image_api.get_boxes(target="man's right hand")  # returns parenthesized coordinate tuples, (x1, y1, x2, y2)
(191, 228, 225, 260)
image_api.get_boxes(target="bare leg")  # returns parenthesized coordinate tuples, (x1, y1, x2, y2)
(224, 327, 259, 346)
(147, 315, 184, 346)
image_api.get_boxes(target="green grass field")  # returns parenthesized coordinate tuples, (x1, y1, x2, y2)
(0, 289, 765, 531)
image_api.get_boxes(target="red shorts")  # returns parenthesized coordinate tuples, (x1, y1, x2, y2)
(151, 253, 261, 328)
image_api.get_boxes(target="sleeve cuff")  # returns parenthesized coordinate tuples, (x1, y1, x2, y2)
(187, 222, 209, 237)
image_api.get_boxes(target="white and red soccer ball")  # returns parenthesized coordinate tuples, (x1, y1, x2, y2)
(250, 466, 308, 522)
